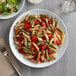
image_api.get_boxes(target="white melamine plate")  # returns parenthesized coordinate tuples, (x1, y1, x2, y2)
(9, 9, 68, 68)
(0, 0, 25, 19)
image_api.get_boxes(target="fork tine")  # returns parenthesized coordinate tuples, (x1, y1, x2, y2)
(0, 47, 7, 53)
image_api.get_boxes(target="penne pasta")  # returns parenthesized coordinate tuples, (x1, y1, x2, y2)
(29, 59, 38, 63)
(49, 38, 54, 44)
(38, 37, 43, 41)
(45, 49, 49, 61)
(37, 52, 41, 63)
(44, 33, 49, 42)
(25, 14, 30, 20)
(55, 32, 61, 41)
(24, 54, 34, 59)
(55, 21, 59, 28)
(24, 37, 28, 46)
(52, 17, 55, 27)
(32, 42, 39, 52)
(23, 32, 31, 41)
(41, 55, 45, 62)
(14, 14, 65, 63)
(49, 53, 56, 60)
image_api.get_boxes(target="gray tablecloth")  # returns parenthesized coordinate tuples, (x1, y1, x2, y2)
(0, 0, 76, 76)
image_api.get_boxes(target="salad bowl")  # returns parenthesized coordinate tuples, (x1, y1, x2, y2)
(0, 0, 25, 19)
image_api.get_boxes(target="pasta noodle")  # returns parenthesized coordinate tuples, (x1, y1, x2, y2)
(14, 14, 65, 63)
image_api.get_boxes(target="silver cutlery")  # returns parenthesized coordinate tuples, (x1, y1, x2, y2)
(0, 47, 22, 76)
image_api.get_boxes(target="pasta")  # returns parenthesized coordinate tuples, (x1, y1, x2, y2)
(14, 14, 65, 63)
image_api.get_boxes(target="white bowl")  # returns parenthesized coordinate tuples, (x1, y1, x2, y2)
(9, 9, 68, 68)
(0, 0, 25, 19)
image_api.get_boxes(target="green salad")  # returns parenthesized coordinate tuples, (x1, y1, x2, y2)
(0, 0, 20, 15)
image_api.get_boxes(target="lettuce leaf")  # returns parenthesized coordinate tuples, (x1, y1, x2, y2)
(7, 0, 20, 5)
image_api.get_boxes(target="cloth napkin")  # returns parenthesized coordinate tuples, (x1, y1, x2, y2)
(0, 38, 20, 76)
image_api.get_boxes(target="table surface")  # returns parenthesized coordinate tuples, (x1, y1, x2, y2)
(0, 0, 76, 76)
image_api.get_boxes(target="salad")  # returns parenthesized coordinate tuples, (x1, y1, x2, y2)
(0, 0, 20, 15)
(14, 14, 65, 63)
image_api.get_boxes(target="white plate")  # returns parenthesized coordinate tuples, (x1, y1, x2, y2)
(9, 9, 68, 68)
(0, 0, 25, 19)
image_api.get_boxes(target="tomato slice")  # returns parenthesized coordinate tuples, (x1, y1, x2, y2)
(40, 17, 46, 21)
(54, 27, 56, 31)
(48, 35, 52, 40)
(48, 48, 53, 54)
(39, 44, 47, 50)
(48, 20, 52, 25)
(24, 25, 31, 31)
(0, 11, 3, 14)
(41, 21, 46, 27)
(25, 20, 30, 25)
(54, 38, 61, 45)
(18, 49, 25, 54)
(42, 36, 46, 40)
(34, 19, 40, 24)
(18, 35, 24, 42)
(30, 35, 38, 43)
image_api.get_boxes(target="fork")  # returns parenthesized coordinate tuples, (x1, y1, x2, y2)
(0, 47, 22, 76)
